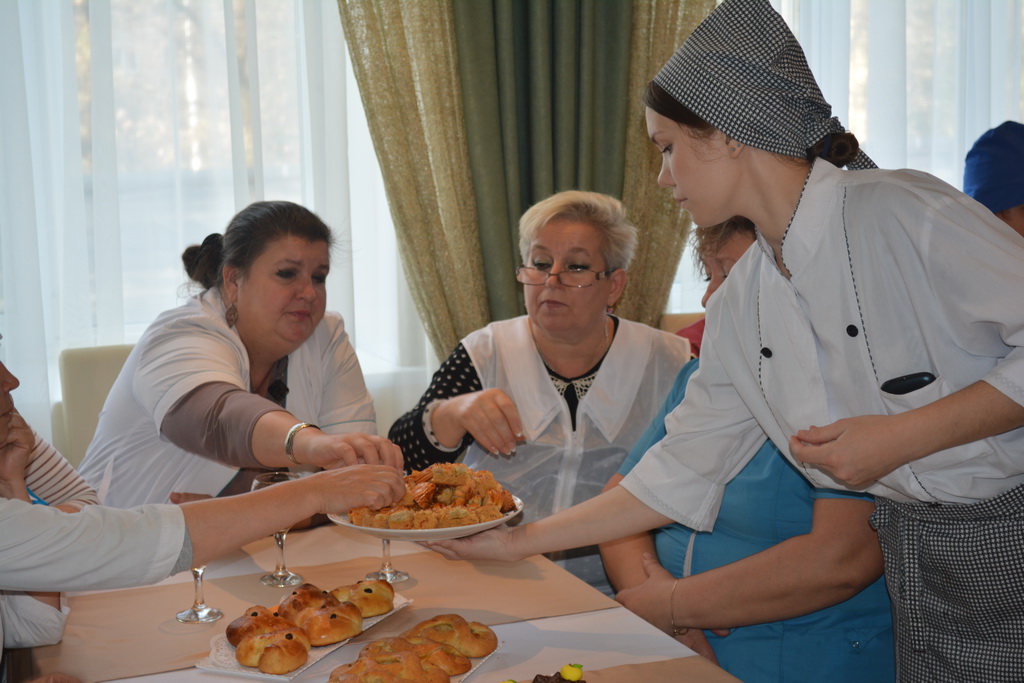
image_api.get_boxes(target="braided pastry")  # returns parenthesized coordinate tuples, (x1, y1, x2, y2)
(358, 636, 471, 676)
(328, 671, 401, 683)
(329, 650, 447, 683)
(330, 579, 395, 617)
(235, 626, 311, 674)
(405, 637, 472, 675)
(401, 613, 498, 658)
(277, 583, 341, 623)
(293, 600, 363, 646)
(225, 605, 297, 647)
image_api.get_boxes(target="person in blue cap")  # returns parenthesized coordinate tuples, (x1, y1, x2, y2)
(964, 121, 1024, 238)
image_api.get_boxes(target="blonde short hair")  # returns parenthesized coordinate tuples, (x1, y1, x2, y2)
(518, 191, 638, 270)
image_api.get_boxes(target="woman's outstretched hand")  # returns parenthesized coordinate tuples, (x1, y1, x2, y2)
(421, 525, 521, 562)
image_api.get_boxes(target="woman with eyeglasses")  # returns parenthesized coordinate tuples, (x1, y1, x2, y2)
(388, 190, 690, 595)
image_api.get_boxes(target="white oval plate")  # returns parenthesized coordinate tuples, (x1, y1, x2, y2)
(328, 495, 523, 542)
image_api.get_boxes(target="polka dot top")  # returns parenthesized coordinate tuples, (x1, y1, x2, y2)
(388, 343, 483, 471)
(388, 329, 610, 472)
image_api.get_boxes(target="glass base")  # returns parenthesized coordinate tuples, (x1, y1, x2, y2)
(366, 567, 409, 583)
(176, 605, 223, 623)
(258, 570, 304, 587)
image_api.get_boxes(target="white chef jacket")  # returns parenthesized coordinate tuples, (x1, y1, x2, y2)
(0, 499, 184, 654)
(79, 288, 377, 507)
(462, 316, 691, 592)
(624, 160, 1024, 532)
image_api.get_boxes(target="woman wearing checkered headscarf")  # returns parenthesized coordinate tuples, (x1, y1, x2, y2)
(426, 2, 1024, 680)
(637, 0, 1024, 680)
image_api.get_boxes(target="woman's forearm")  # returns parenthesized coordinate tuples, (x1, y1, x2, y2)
(598, 474, 661, 592)
(907, 380, 1024, 460)
(516, 486, 672, 558)
(181, 478, 319, 566)
(600, 531, 660, 594)
(671, 499, 881, 630)
(251, 409, 307, 467)
(180, 466, 403, 567)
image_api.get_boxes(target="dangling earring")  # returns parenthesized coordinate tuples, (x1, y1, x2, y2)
(225, 304, 238, 327)
(606, 305, 615, 314)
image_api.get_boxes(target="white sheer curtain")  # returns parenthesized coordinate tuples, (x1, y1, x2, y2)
(669, 0, 1024, 313)
(0, 0, 431, 441)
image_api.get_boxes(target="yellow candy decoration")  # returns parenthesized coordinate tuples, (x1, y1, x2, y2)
(560, 664, 584, 681)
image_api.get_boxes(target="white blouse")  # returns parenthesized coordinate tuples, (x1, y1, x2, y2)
(624, 160, 1024, 532)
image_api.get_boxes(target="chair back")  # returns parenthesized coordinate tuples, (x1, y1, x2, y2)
(52, 344, 134, 468)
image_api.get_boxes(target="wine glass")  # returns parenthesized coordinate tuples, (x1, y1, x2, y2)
(251, 471, 304, 587)
(175, 565, 223, 623)
(366, 536, 409, 583)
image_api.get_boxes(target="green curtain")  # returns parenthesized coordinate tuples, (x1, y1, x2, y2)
(337, 0, 714, 357)
(619, 0, 714, 326)
(338, 1, 490, 362)
(452, 0, 634, 323)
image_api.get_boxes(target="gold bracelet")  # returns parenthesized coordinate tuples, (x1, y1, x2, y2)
(669, 578, 686, 636)
(284, 422, 319, 465)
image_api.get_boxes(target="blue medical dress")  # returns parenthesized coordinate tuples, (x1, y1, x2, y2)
(618, 359, 894, 683)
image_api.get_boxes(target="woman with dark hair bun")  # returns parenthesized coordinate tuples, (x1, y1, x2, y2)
(79, 200, 402, 508)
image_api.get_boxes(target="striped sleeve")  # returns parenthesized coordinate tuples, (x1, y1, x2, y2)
(24, 431, 100, 510)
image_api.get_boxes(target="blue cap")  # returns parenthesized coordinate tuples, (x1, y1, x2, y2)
(963, 121, 1024, 214)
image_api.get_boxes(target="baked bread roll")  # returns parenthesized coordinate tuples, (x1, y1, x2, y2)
(405, 637, 472, 675)
(225, 605, 296, 647)
(359, 636, 469, 676)
(329, 650, 447, 683)
(235, 626, 311, 674)
(401, 613, 498, 658)
(277, 583, 341, 623)
(294, 600, 363, 646)
(330, 579, 396, 617)
(327, 667, 402, 683)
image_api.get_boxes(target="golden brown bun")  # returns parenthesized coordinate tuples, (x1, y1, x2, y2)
(235, 627, 311, 674)
(329, 650, 447, 683)
(405, 637, 472, 675)
(359, 636, 469, 676)
(330, 580, 396, 617)
(277, 583, 340, 623)
(225, 606, 297, 647)
(402, 614, 498, 658)
(358, 637, 416, 658)
(327, 667, 402, 683)
(294, 601, 363, 646)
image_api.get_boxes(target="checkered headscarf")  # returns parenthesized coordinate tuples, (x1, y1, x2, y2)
(654, 0, 876, 170)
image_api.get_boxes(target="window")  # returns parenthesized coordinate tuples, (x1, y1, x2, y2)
(0, 0, 429, 438)
(667, 0, 1024, 314)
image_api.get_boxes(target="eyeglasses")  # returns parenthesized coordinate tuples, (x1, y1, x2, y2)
(515, 265, 616, 288)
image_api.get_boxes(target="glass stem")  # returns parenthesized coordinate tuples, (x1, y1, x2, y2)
(273, 530, 289, 577)
(191, 566, 208, 609)
(380, 538, 395, 573)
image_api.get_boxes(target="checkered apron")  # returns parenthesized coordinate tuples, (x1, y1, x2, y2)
(872, 485, 1024, 681)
